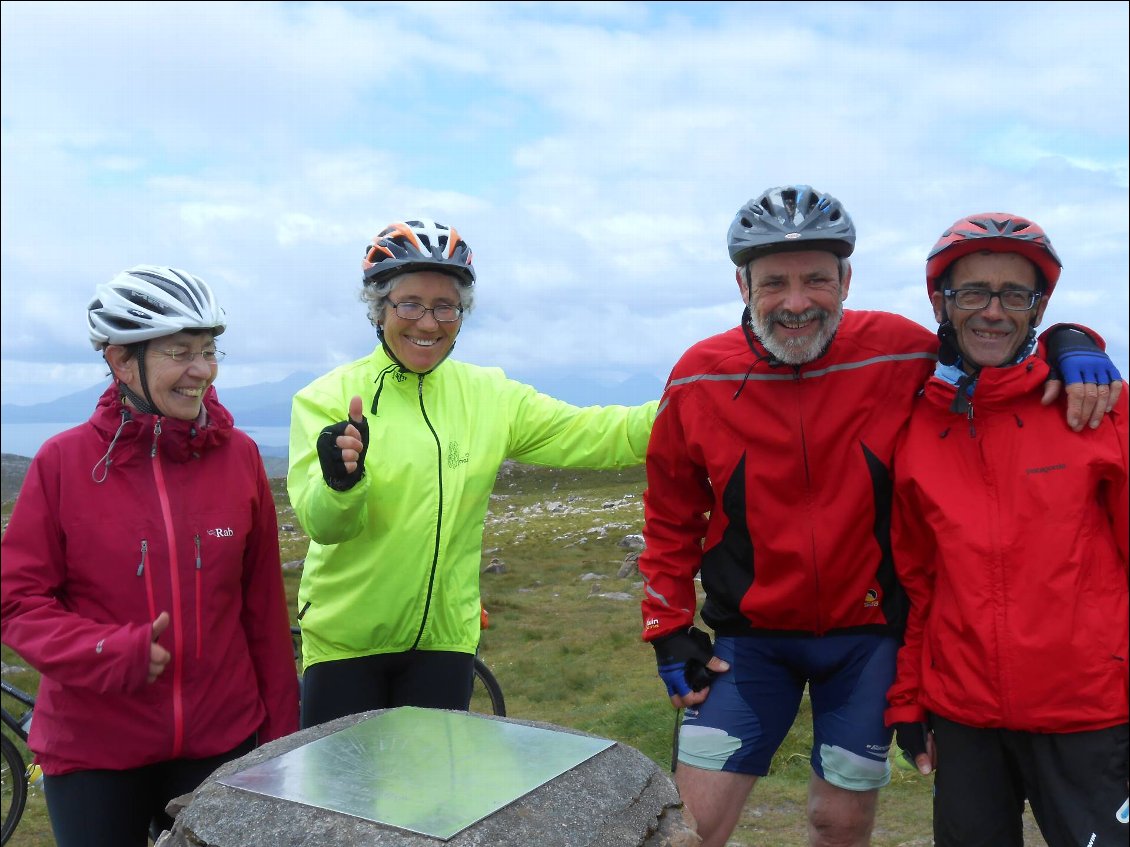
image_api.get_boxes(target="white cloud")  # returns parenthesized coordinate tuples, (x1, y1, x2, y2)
(2, 0, 1127, 421)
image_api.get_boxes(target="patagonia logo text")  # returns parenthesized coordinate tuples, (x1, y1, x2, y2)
(1025, 464, 1066, 475)
(207, 527, 234, 537)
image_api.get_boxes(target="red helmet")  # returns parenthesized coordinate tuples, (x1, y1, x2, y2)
(925, 213, 1062, 297)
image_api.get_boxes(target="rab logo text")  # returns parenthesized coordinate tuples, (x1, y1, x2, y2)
(207, 527, 234, 538)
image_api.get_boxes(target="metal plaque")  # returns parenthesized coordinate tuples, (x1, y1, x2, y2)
(218, 707, 613, 840)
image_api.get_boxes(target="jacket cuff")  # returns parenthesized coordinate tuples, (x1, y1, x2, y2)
(1038, 323, 1107, 350)
(884, 702, 927, 727)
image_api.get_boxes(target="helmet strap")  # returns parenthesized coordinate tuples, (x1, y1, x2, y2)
(740, 306, 782, 367)
(378, 329, 459, 375)
(936, 319, 962, 367)
(119, 342, 163, 416)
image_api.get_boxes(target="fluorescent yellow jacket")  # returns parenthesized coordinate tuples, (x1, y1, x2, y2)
(288, 345, 657, 669)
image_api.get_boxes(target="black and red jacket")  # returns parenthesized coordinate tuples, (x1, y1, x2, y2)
(640, 310, 936, 642)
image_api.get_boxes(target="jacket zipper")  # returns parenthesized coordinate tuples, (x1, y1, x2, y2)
(194, 534, 203, 660)
(411, 373, 444, 650)
(150, 419, 186, 758)
(136, 539, 156, 621)
(794, 369, 823, 635)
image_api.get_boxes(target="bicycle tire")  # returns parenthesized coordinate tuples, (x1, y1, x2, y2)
(471, 658, 506, 717)
(1, 732, 28, 847)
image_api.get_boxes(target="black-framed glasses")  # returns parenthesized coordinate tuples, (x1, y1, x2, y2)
(943, 288, 1041, 312)
(154, 349, 226, 364)
(388, 300, 463, 323)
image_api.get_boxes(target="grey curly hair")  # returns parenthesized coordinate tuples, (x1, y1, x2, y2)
(361, 272, 476, 331)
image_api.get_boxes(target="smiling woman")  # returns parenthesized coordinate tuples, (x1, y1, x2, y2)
(286, 218, 659, 731)
(0, 265, 299, 847)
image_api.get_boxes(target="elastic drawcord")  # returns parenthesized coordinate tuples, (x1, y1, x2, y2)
(92, 408, 133, 484)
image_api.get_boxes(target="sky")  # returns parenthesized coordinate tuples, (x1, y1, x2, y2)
(2, 0, 1128, 408)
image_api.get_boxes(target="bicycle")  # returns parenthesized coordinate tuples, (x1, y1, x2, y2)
(289, 608, 506, 717)
(1, 677, 38, 846)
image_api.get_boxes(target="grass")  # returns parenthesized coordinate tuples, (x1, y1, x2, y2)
(2, 464, 1048, 846)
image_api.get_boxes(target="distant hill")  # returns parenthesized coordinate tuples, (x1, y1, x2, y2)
(1, 453, 32, 504)
(0, 370, 664, 428)
(0, 372, 320, 427)
(0, 365, 664, 500)
(1, 451, 288, 505)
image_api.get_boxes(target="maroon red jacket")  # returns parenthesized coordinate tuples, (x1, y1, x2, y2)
(1, 385, 298, 775)
(640, 311, 937, 643)
(885, 355, 1129, 733)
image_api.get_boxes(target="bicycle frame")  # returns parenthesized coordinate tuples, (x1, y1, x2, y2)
(1, 677, 36, 846)
(0, 679, 35, 744)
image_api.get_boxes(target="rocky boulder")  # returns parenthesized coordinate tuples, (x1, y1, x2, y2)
(156, 709, 698, 847)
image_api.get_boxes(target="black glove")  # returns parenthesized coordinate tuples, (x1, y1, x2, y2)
(1045, 326, 1122, 385)
(893, 721, 928, 768)
(652, 626, 719, 698)
(316, 415, 370, 491)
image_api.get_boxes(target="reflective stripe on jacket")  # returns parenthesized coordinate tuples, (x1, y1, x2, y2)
(640, 311, 937, 643)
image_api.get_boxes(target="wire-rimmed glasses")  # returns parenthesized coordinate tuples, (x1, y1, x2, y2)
(388, 301, 463, 322)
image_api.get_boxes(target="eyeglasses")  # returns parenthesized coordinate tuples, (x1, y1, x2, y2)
(943, 288, 1041, 312)
(388, 300, 463, 323)
(153, 349, 226, 364)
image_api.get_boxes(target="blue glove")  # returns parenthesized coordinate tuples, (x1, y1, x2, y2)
(1046, 327, 1122, 385)
(652, 626, 718, 698)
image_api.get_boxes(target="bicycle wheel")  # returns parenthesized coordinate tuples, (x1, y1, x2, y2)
(470, 657, 506, 717)
(1, 733, 28, 847)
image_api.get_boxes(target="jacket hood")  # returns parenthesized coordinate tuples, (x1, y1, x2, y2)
(90, 383, 234, 468)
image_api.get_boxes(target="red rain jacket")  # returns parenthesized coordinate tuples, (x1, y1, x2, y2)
(885, 355, 1129, 732)
(1, 385, 298, 775)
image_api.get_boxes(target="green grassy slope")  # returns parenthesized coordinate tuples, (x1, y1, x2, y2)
(2, 463, 1048, 847)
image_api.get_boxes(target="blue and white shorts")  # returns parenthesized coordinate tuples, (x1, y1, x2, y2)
(677, 633, 897, 791)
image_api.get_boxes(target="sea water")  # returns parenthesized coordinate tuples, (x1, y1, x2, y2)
(1, 423, 291, 459)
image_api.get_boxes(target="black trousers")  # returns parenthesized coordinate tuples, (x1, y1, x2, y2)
(300, 649, 474, 729)
(43, 734, 255, 847)
(931, 714, 1129, 847)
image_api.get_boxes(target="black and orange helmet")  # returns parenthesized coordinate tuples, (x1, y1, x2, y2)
(926, 213, 1062, 296)
(362, 219, 475, 287)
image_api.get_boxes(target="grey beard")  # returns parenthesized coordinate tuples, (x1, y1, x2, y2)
(749, 306, 842, 365)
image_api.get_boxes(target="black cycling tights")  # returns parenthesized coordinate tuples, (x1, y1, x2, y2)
(301, 649, 474, 729)
(43, 734, 255, 847)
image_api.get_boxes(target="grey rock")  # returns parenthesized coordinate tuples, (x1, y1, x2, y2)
(617, 553, 640, 578)
(617, 535, 646, 552)
(158, 711, 698, 847)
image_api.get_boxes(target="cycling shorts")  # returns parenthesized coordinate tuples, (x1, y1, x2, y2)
(677, 633, 897, 791)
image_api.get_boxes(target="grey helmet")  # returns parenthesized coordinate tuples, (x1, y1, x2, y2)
(727, 185, 856, 266)
(88, 265, 227, 350)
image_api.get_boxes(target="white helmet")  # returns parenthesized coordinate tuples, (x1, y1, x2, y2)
(88, 265, 227, 350)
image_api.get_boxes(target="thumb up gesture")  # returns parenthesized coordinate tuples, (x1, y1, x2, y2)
(316, 395, 371, 491)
